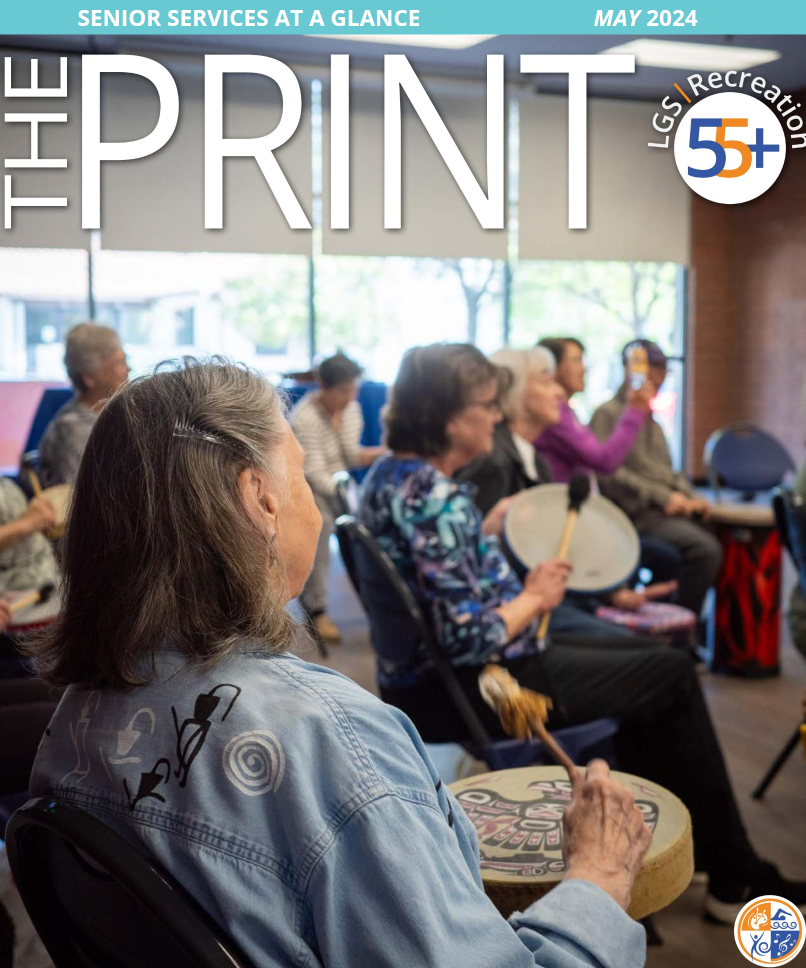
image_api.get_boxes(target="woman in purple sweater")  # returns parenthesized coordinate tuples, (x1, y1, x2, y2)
(535, 338, 652, 482)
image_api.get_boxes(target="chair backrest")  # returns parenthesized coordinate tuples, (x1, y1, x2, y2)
(22, 388, 73, 455)
(333, 516, 492, 748)
(704, 423, 795, 496)
(331, 470, 357, 518)
(6, 798, 255, 968)
(334, 513, 364, 603)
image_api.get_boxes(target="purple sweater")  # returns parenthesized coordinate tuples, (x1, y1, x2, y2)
(536, 400, 647, 483)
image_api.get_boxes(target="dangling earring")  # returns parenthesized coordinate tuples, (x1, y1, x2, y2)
(269, 530, 278, 567)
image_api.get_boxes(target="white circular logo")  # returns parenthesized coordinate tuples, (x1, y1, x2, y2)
(674, 92, 786, 203)
(734, 895, 804, 964)
(222, 729, 285, 796)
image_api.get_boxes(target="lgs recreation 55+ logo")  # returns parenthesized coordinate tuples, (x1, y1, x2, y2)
(649, 71, 802, 204)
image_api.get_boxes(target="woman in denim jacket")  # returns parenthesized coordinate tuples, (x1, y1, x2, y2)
(29, 359, 651, 968)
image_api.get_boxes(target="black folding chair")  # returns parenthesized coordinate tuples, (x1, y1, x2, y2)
(334, 515, 617, 770)
(6, 798, 255, 968)
(331, 471, 356, 518)
(752, 488, 806, 799)
(18, 450, 41, 498)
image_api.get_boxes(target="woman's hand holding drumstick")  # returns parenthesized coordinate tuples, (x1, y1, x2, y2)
(478, 666, 653, 910)
(563, 759, 653, 911)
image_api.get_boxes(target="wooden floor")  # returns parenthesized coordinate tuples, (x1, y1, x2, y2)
(299, 547, 806, 968)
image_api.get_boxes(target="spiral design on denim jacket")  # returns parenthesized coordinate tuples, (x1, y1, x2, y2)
(223, 730, 285, 795)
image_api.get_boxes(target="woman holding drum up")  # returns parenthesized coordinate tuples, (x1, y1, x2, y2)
(359, 342, 805, 924)
(31, 358, 652, 968)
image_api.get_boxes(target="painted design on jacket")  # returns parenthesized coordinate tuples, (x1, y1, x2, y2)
(223, 730, 285, 796)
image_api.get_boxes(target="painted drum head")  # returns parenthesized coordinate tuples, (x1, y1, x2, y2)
(450, 765, 693, 920)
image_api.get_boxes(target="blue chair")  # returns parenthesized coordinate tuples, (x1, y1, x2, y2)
(22, 388, 72, 455)
(334, 515, 618, 772)
(704, 422, 795, 500)
(6, 798, 255, 968)
(357, 382, 387, 448)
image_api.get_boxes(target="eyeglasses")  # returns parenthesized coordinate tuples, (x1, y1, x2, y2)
(467, 397, 502, 413)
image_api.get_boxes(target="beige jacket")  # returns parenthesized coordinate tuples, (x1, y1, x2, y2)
(589, 385, 694, 524)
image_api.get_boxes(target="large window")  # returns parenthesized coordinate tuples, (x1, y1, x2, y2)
(0, 247, 90, 380)
(0, 76, 688, 467)
(92, 249, 311, 377)
(314, 256, 505, 381)
(1, 248, 687, 464)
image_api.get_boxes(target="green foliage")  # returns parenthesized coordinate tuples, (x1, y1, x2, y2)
(221, 260, 309, 352)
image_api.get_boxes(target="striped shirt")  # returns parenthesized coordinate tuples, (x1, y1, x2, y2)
(39, 396, 97, 487)
(289, 392, 364, 497)
(0, 479, 58, 593)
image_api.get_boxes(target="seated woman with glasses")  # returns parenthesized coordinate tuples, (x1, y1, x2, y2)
(455, 346, 678, 633)
(30, 358, 657, 968)
(358, 342, 805, 924)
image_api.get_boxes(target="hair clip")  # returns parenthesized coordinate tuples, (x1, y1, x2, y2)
(173, 417, 232, 448)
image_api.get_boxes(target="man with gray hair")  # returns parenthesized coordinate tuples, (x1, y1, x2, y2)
(590, 339, 720, 618)
(39, 323, 130, 487)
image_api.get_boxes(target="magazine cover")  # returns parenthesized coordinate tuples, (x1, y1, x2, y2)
(1, 6, 805, 968)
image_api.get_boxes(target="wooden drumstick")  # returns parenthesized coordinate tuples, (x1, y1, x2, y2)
(531, 719, 578, 781)
(9, 583, 56, 614)
(27, 469, 43, 498)
(537, 474, 591, 644)
(478, 665, 578, 781)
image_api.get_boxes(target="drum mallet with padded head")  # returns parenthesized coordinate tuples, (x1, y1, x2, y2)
(9, 583, 56, 614)
(479, 664, 578, 780)
(536, 473, 591, 647)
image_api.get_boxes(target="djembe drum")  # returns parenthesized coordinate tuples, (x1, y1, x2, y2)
(5, 588, 60, 641)
(450, 765, 693, 922)
(709, 502, 781, 676)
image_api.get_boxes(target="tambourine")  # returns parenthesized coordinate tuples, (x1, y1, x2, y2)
(450, 765, 693, 921)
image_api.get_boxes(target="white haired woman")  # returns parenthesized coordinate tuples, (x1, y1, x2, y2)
(458, 346, 680, 612)
(30, 358, 656, 968)
(38, 322, 130, 486)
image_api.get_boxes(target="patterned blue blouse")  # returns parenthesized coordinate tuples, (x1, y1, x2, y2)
(358, 456, 539, 687)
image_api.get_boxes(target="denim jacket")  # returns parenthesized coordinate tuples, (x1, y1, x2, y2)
(31, 647, 645, 968)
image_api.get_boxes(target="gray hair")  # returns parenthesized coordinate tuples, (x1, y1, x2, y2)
(28, 358, 296, 689)
(64, 322, 123, 390)
(490, 347, 556, 422)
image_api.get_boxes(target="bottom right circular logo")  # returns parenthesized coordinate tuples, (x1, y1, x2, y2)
(735, 896, 804, 964)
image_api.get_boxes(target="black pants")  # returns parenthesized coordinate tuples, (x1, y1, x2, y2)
(639, 514, 723, 617)
(526, 644, 754, 884)
(385, 641, 756, 886)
